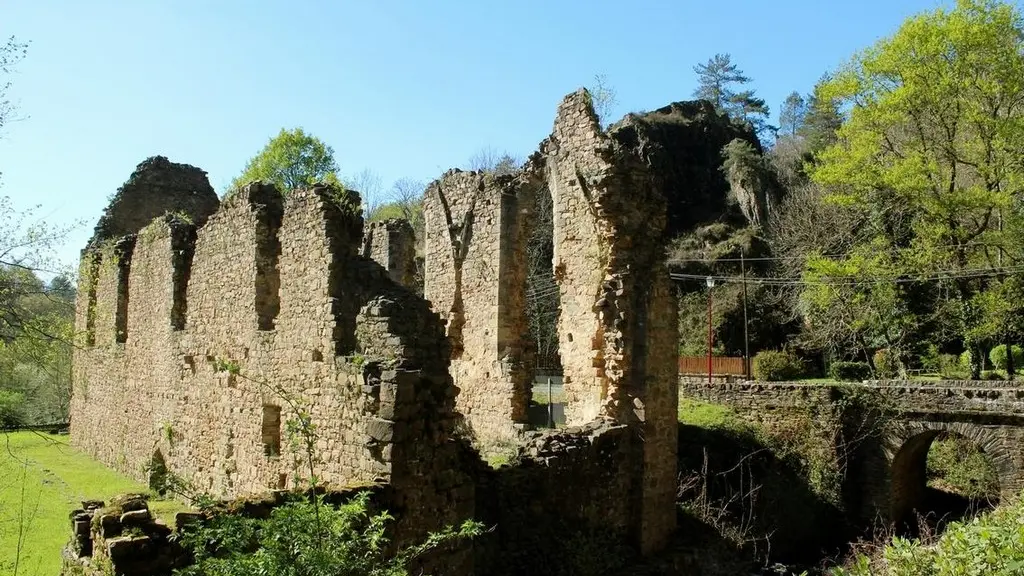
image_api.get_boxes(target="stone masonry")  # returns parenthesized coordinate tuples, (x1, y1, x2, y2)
(72, 88, 681, 571)
(362, 218, 416, 288)
(422, 89, 679, 553)
(682, 379, 1024, 529)
(72, 163, 474, 550)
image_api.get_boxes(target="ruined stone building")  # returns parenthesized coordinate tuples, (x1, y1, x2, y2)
(71, 90, 682, 573)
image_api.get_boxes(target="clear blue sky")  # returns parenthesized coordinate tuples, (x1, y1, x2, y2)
(0, 0, 968, 268)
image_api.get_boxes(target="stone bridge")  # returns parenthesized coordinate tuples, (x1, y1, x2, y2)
(681, 379, 1024, 530)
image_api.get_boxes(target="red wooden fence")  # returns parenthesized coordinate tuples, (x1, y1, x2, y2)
(679, 356, 748, 376)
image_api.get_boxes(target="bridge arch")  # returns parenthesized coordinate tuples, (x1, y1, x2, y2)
(885, 421, 1011, 533)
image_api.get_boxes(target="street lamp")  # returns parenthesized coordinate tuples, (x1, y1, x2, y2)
(706, 276, 715, 384)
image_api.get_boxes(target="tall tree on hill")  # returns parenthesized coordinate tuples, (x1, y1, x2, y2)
(805, 0, 1024, 375)
(230, 128, 341, 193)
(693, 53, 772, 139)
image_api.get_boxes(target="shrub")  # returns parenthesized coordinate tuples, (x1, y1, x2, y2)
(176, 491, 482, 576)
(959, 350, 973, 370)
(989, 344, 1024, 371)
(920, 343, 941, 373)
(873, 348, 898, 379)
(981, 370, 1005, 381)
(752, 350, 803, 381)
(939, 353, 968, 379)
(829, 361, 872, 382)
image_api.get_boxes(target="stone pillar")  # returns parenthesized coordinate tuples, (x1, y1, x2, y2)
(545, 89, 678, 553)
(362, 218, 417, 288)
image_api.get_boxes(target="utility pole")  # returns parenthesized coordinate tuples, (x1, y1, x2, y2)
(706, 276, 715, 384)
(741, 250, 750, 378)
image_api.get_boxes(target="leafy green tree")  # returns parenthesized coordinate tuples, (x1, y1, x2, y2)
(230, 128, 341, 193)
(806, 0, 1024, 372)
(693, 53, 771, 137)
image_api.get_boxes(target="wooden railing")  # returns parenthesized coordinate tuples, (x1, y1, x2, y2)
(679, 356, 748, 376)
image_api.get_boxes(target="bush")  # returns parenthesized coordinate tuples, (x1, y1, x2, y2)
(981, 370, 1005, 381)
(920, 343, 941, 372)
(834, 495, 1024, 575)
(829, 361, 872, 382)
(989, 344, 1024, 371)
(873, 349, 898, 378)
(752, 350, 803, 381)
(959, 350, 973, 370)
(176, 491, 482, 576)
(939, 353, 968, 379)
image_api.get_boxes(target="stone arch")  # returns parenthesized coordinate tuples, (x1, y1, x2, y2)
(885, 421, 1011, 532)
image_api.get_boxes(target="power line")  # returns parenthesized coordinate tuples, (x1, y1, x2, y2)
(667, 240, 1010, 265)
(670, 265, 1024, 286)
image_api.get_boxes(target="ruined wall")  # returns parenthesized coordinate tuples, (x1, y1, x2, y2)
(72, 171, 474, 551)
(421, 90, 678, 553)
(362, 218, 417, 288)
(422, 171, 533, 445)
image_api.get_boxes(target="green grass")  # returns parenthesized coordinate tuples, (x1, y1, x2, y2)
(530, 390, 566, 405)
(677, 397, 749, 432)
(0, 431, 189, 576)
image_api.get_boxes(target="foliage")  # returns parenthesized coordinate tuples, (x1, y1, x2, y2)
(927, 436, 1000, 499)
(988, 344, 1023, 371)
(229, 128, 341, 194)
(693, 53, 772, 139)
(829, 361, 872, 382)
(938, 354, 968, 379)
(0, 432, 188, 576)
(587, 74, 618, 127)
(807, 0, 1024, 366)
(752, 349, 803, 381)
(175, 491, 482, 576)
(831, 493, 1024, 575)
(0, 36, 28, 138)
(873, 349, 898, 379)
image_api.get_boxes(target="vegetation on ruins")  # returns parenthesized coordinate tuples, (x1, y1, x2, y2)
(175, 491, 481, 576)
(154, 359, 483, 576)
(229, 127, 343, 194)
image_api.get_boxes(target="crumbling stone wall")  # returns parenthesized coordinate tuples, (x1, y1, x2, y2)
(362, 218, 417, 288)
(73, 87, 682, 571)
(89, 156, 219, 246)
(423, 170, 533, 444)
(72, 172, 474, 551)
(422, 90, 678, 553)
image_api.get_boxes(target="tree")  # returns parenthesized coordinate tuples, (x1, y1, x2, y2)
(465, 147, 520, 175)
(778, 92, 807, 137)
(693, 54, 772, 138)
(230, 128, 341, 193)
(343, 168, 384, 214)
(0, 36, 28, 139)
(588, 73, 618, 127)
(806, 0, 1024, 374)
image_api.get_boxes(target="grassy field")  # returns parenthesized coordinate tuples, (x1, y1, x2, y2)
(0, 431, 186, 576)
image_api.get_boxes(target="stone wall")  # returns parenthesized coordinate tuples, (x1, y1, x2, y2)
(73, 87, 683, 571)
(681, 379, 1024, 526)
(362, 218, 417, 288)
(419, 89, 679, 553)
(72, 178, 474, 550)
(422, 170, 533, 445)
